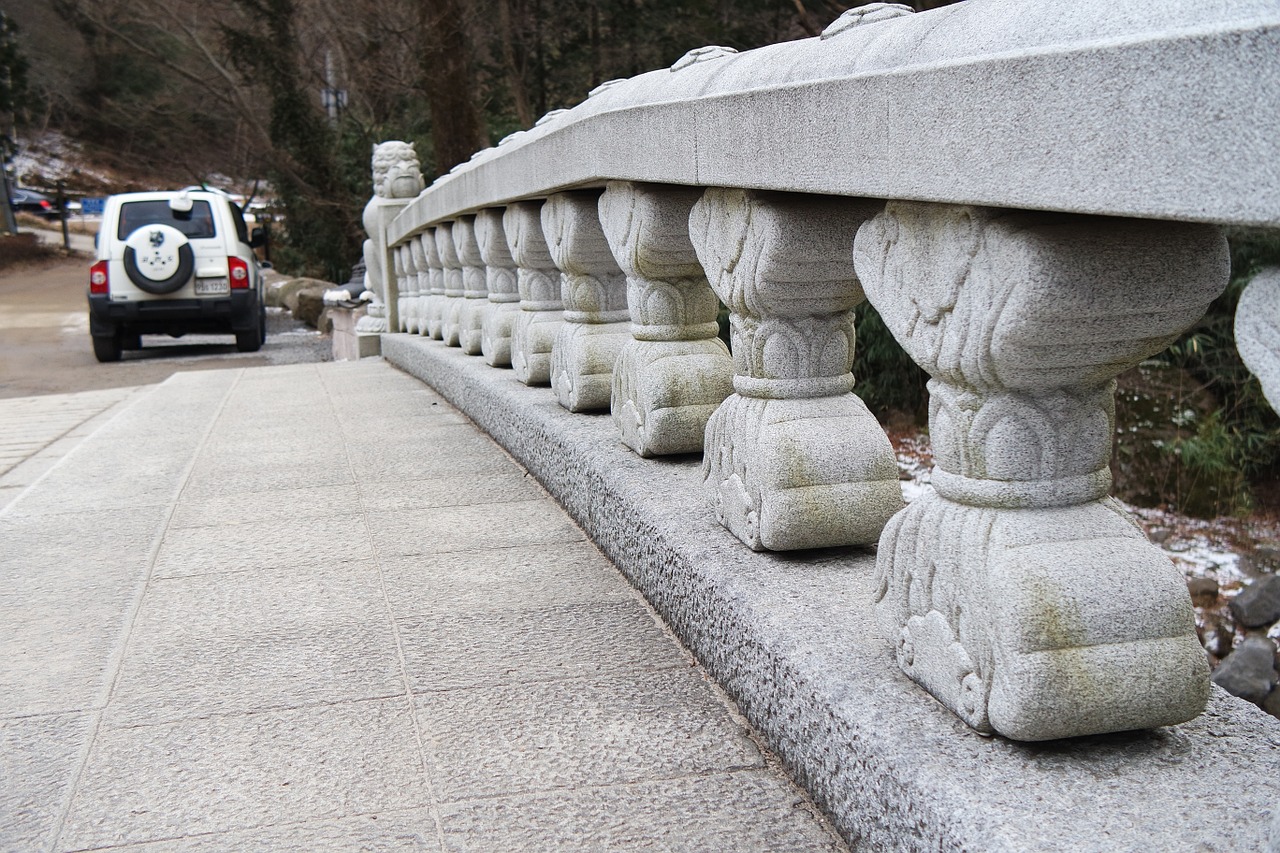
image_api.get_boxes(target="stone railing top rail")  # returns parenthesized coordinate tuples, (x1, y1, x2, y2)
(389, 0, 1280, 246)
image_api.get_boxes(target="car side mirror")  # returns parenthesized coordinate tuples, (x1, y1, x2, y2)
(249, 226, 266, 248)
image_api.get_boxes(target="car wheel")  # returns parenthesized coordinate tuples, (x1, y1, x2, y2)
(259, 301, 267, 345)
(123, 224, 195, 295)
(122, 331, 142, 350)
(235, 314, 263, 353)
(92, 334, 122, 363)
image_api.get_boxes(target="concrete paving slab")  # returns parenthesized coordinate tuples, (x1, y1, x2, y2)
(399, 600, 686, 693)
(0, 358, 846, 852)
(0, 712, 94, 852)
(103, 565, 402, 727)
(357, 469, 546, 514)
(58, 697, 432, 851)
(167, 483, 364, 529)
(436, 771, 844, 852)
(103, 619, 405, 727)
(151, 515, 374, 579)
(367, 500, 584, 557)
(379, 540, 632, 618)
(415, 669, 764, 802)
(99, 809, 443, 852)
(0, 387, 142, 481)
(180, 462, 355, 499)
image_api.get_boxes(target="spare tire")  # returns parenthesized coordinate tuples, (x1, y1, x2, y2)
(123, 224, 195, 294)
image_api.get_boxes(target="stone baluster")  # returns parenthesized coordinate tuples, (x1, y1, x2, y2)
(598, 181, 733, 457)
(454, 216, 488, 355)
(421, 228, 446, 340)
(408, 235, 428, 335)
(852, 200, 1228, 741)
(688, 189, 901, 551)
(542, 190, 632, 412)
(504, 201, 564, 385)
(392, 246, 409, 333)
(436, 223, 464, 347)
(475, 208, 519, 367)
(401, 242, 420, 334)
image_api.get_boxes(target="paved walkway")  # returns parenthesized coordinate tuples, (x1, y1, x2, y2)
(0, 360, 844, 852)
(0, 387, 147, 511)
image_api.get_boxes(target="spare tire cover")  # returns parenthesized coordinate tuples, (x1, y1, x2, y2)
(123, 224, 194, 294)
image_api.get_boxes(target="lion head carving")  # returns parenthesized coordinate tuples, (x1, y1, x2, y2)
(372, 141, 425, 199)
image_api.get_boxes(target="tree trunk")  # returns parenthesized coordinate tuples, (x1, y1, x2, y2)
(497, 0, 534, 127)
(419, 0, 488, 173)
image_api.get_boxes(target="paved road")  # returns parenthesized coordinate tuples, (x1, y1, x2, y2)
(0, 255, 329, 399)
(28, 223, 96, 254)
(0, 360, 844, 851)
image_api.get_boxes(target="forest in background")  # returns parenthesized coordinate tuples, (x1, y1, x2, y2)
(2, 0, 1278, 515)
(4, 0, 958, 281)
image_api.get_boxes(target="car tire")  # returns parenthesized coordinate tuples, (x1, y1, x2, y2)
(122, 331, 142, 350)
(259, 301, 267, 345)
(92, 334, 122, 363)
(123, 225, 195, 295)
(235, 311, 263, 353)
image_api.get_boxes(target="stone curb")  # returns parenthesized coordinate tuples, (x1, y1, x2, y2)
(384, 332, 1280, 853)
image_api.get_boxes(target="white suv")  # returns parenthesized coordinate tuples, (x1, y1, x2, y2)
(88, 189, 266, 362)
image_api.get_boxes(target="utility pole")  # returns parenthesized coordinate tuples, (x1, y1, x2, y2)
(0, 162, 17, 236)
(57, 179, 69, 250)
(320, 50, 347, 126)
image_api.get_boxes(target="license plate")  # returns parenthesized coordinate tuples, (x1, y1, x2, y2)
(194, 277, 229, 296)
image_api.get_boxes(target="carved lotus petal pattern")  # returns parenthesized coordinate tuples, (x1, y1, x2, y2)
(670, 45, 738, 71)
(821, 2, 914, 39)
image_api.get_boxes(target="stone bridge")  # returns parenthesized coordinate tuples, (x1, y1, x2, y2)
(358, 0, 1280, 848)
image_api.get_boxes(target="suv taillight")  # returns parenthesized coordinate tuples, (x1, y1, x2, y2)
(228, 256, 250, 289)
(89, 260, 109, 294)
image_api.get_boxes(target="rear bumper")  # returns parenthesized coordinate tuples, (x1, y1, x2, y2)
(88, 291, 259, 336)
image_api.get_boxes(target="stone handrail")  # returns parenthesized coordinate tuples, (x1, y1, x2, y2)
(363, 0, 1280, 747)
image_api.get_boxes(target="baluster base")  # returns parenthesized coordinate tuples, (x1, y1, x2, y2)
(552, 321, 631, 412)
(611, 338, 732, 457)
(459, 298, 487, 355)
(481, 302, 520, 367)
(511, 310, 564, 386)
(704, 393, 902, 551)
(875, 492, 1210, 741)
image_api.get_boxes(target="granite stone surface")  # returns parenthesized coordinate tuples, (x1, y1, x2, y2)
(385, 332, 1280, 852)
(389, 0, 1280, 245)
(1, 361, 839, 851)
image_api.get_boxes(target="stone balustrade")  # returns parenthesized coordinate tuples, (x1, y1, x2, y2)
(361, 0, 1280, 756)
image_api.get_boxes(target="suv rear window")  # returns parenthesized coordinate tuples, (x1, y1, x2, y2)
(117, 200, 217, 240)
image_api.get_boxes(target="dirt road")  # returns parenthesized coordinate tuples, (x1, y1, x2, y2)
(0, 255, 329, 398)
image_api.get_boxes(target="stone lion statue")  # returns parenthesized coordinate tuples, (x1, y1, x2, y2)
(361, 142, 425, 331)
(371, 140, 425, 200)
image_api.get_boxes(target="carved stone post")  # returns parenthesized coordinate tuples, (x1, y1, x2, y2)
(436, 223, 464, 347)
(542, 191, 632, 412)
(392, 246, 409, 333)
(853, 201, 1228, 741)
(599, 181, 733, 457)
(475, 208, 519, 367)
(504, 201, 564, 385)
(403, 242, 422, 334)
(422, 228, 447, 340)
(689, 189, 902, 551)
(407, 236, 428, 335)
(359, 141, 423, 337)
(454, 216, 488, 355)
